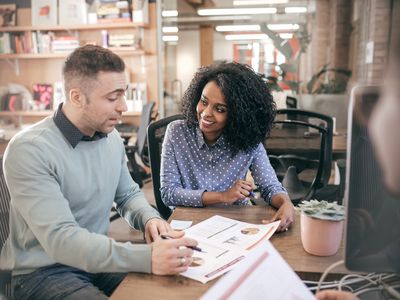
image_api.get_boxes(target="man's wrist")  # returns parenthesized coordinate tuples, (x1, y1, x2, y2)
(144, 217, 162, 229)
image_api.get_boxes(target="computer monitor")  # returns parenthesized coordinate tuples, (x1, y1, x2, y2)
(344, 85, 400, 273)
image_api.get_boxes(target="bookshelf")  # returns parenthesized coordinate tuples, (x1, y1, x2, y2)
(0, 23, 148, 32)
(0, 111, 141, 117)
(0, 110, 141, 127)
(0, 49, 148, 60)
(0, 3, 159, 127)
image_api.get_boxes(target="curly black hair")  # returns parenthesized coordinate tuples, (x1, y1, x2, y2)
(182, 62, 276, 154)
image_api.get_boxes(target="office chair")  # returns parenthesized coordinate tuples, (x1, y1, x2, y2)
(0, 156, 12, 299)
(147, 114, 184, 220)
(110, 102, 157, 222)
(314, 158, 347, 205)
(124, 101, 157, 188)
(266, 109, 334, 205)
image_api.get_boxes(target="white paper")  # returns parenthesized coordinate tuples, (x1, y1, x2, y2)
(170, 219, 193, 231)
(200, 240, 315, 300)
(180, 215, 280, 284)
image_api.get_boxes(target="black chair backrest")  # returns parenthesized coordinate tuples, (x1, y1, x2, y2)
(0, 155, 11, 298)
(136, 102, 156, 165)
(0, 156, 10, 253)
(268, 109, 333, 202)
(147, 115, 184, 220)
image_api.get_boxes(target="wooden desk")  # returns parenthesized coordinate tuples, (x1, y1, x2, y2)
(111, 206, 349, 300)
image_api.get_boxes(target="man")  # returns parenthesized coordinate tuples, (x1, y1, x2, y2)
(0, 45, 196, 299)
(316, 24, 400, 300)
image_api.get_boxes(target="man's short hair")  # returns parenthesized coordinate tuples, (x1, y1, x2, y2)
(63, 44, 125, 97)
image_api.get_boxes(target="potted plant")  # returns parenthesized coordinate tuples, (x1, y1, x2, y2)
(296, 200, 345, 256)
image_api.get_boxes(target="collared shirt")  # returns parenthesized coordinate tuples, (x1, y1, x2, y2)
(160, 120, 287, 207)
(53, 103, 107, 148)
(1, 114, 159, 275)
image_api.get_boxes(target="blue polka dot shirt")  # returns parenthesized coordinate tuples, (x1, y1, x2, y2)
(160, 120, 287, 207)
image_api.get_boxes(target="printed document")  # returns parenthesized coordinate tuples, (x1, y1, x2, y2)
(180, 215, 280, 283)
(200, 240, 315, 300)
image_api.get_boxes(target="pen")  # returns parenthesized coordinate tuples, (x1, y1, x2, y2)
(160, 234, 206, 253)
(249, 191, 256, 198)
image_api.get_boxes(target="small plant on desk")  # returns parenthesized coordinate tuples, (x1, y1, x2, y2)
(296, 200, 345, 221)
(296, 200, 345, 256)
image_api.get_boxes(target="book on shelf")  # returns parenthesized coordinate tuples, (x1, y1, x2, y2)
(96, 17, 131, 23)
(0, 4, 17, 27)
(59, 0, 87, 26)
(37, 31, 52, 53)
(5, 32, 26, 54)
(0, 31, 58, 54)
(32, 83, 53, 110)
(31, 0, 58, 26)
(108, 33, 135, 47)
(51, 36, 79, 52)
(0, 32, 12, 54)
(97, 0, 131, 22)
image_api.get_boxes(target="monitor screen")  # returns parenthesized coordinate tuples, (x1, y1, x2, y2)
(345, 85, 400, 274)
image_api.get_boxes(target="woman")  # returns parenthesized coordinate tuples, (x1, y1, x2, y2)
(160, 62, 294, 231)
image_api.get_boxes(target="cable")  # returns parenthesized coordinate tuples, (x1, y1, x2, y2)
(338, 274, 377, 291)
(317, 260, 345, 293)
(382, 282, 400, 300)
(313, 269, 400, 298)
(354, 286, 383, 297)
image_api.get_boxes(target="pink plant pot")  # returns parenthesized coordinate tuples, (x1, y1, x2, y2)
(300, 213, 344, 256)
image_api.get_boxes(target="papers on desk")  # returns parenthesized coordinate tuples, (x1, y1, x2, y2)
(200, 240, 315, 300)
(170, 219, 193, 230)
(181, 215, 280, 284)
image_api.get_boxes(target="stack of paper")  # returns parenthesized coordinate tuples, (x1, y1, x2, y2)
(181, 215, 280, 284)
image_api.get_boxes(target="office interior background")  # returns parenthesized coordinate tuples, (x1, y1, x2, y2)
(0, 1, 399, 298)
(0, 0, 397, 130)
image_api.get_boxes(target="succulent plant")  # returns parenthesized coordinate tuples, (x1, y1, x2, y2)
(296, 200, 345, 221)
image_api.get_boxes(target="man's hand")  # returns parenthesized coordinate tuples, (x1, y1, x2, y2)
(262, 193, 294, 232)
(151, 235, 198, 275)
(316, 290, 359, 300)
(221, 180, 253, 204)
(144, 218, 172, 243)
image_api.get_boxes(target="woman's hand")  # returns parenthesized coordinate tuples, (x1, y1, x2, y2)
(262, 193, 294, 232)
(221, 180, 254, 204)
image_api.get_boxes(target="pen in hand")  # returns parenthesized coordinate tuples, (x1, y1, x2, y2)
(160, 234, 206, 253)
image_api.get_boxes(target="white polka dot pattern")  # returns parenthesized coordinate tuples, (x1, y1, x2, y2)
(160, 120, 287, 207)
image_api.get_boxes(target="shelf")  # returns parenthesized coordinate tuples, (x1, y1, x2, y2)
(0, 110, 53, 117)
(0, 49, 147, 60)
(0, 111, 142, 117)
(0, 22, 147, 33)
(0, 3, 159, 109)
(123, 111, 142, 117)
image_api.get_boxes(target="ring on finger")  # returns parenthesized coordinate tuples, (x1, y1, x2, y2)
(179, 257, 186, 267)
